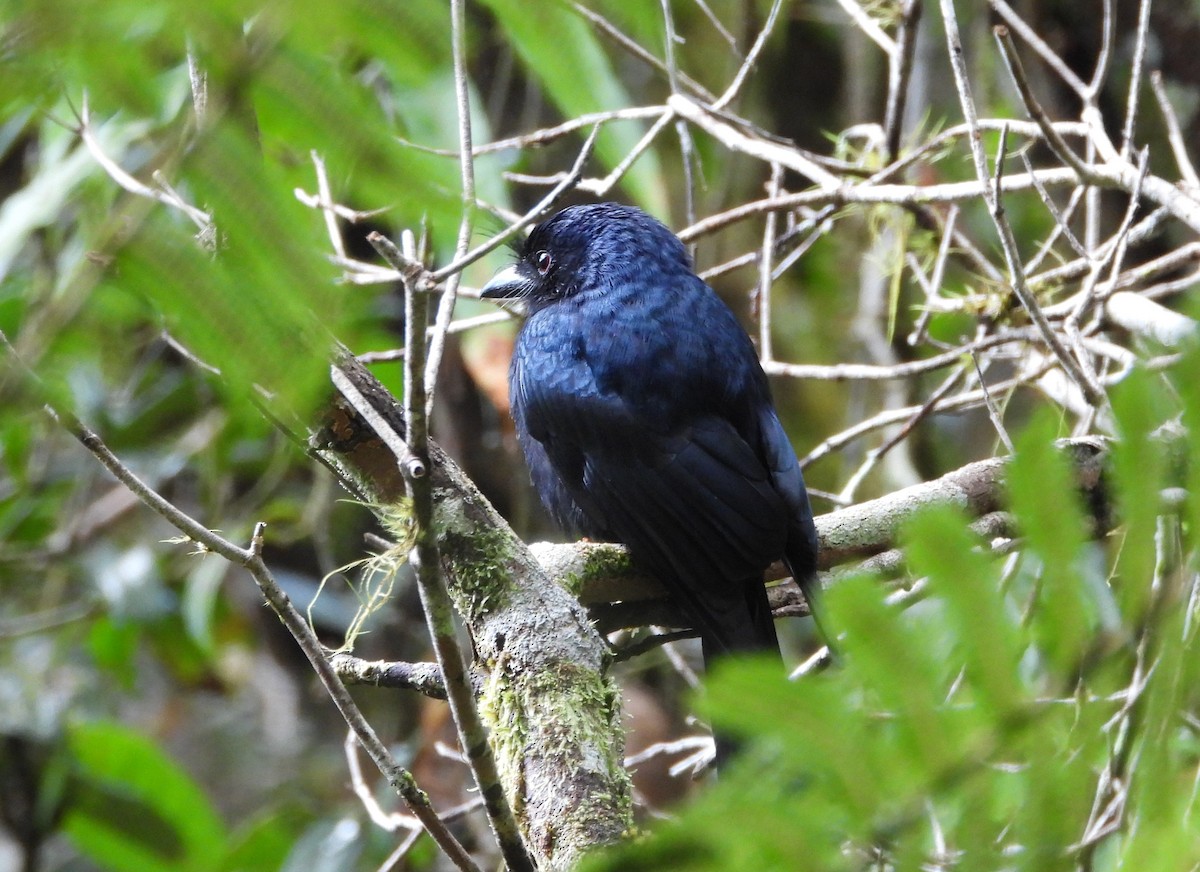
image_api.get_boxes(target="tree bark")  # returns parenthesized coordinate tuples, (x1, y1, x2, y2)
(316, 354, 631, 871)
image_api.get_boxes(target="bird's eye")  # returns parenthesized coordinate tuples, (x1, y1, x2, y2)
(534, 250, 553, 276)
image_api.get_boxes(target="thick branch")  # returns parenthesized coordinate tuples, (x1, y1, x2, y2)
(535, 438, 1110, 633)
(316, 353, 631, 871)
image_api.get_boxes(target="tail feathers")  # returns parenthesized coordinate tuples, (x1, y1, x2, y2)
(789, 560, 836, 658)
(700, 579, 782, 770)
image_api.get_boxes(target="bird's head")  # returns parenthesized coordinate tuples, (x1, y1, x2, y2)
(480, 203, 690, 313)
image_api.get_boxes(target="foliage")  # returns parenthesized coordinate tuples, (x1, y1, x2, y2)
(2, 0, 1199, 870)
(589, 365, 1200, 870)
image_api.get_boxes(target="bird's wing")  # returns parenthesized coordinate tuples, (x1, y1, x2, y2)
(755, 403, 829, 645)
(517, 357, 787, 651)
(756, 405, 819, 582)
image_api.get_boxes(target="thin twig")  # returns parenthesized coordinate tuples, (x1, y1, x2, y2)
(833, 0, 896, 54)
(571, 2, 716, 101)
(660, 0, 698, 240)
(1119, 0, 1153, 157)
(311, 151, 346, 260)
(989, 0, 1087, 98)
(993, 26, 1092, 179)
(77, 95, 211, 229)
(692, 0, 741, 58)
(712, 0, 785, 110)
(883, 0, 922, 163)
(765, 328, 1043, 382)
(1149, 70, 1200, 192)
(943, 8, 1106, 406)
(1088, 0, 1117, 100)
(756, 163, 783, 361)
(424, 0, 478, 407)
(584, 111, 674, 197)
(800, 364, 1052, 468)
(670, 94, 839, 188)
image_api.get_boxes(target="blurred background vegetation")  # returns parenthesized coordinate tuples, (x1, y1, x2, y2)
(2, 0, 1199, 870)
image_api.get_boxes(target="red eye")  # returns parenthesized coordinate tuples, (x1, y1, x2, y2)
(535, 250, 553, 275)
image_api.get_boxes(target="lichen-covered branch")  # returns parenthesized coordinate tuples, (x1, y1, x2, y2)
(316, 353, 631, 871)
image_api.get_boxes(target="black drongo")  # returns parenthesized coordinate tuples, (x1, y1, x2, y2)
(481, 202, 821, 673)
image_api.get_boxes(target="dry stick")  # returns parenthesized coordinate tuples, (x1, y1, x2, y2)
(659, 0, 698, 244)
(357, 312, 517, 365)
(345, 730, 423, 833)
(571, 2, 716, 102)
(1149, 70, 1200, 193)
(941, 6, 1105, 407)
(1066, 150, 1150, 334)
(882, 0, 922, 164)
(770, 205, 838, 281)
(757, 163, 783, 361)
(833, 0, 896, 54)
(836, 365, 967, 504)
(310, 151, 346, 260)
(994, 25, 1200, 234)
(424, 0, 478, 408)
(992, 27, 1092, 180)
(1031, 211, 1181, 301)
(459, 106, 664, 157)
(670, 94, 839, 189)
(869, 118, 1090, 187)
(692, 0, 741, 58)
(677, 166, 1081, 240)
(368, 130, 598, 291)
(1087, 0, 1117, 101)
(697, 203, 836, 283)
(989, 0, 1087, 97)
(372, 233, 534, 872)
(1019, 150, 1090, 260)
(1118, 0, 1154, 157)
(77, 95, 211, 230)
(971, 351, 1016, 454)
(581, 111, 674, 197)
(763, 327, 1042, 382)
(712, 0, 785, 110)
(907, 204, 958, 346)
(800, 364, 1053, 468)
(3, 367, 482, 872)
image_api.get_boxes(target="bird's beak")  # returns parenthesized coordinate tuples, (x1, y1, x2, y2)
(480, 264, 532, 300)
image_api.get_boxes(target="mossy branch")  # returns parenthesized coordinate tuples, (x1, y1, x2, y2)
(317, 352, 632, 871)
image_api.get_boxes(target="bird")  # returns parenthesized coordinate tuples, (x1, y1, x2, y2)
(480, 202, 822, 678)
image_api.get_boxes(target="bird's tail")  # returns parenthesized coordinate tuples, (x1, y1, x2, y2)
(790, 558, 836, 659)
(700, 578, 783, 770)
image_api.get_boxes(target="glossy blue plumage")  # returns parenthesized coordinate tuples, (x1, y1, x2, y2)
(482, 203, 819, 659)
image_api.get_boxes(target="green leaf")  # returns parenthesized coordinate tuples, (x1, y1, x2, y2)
(86, 618, 142, 691)
(904, 505, 1024, 716)
(63, 721, 227, 872)
(1109, 369, 1169, 622)
(828, 573, 959, 782)
(221, 807, 308, 872)
(116, 122, 333, 420)
(1007, 412, 1092, 674)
